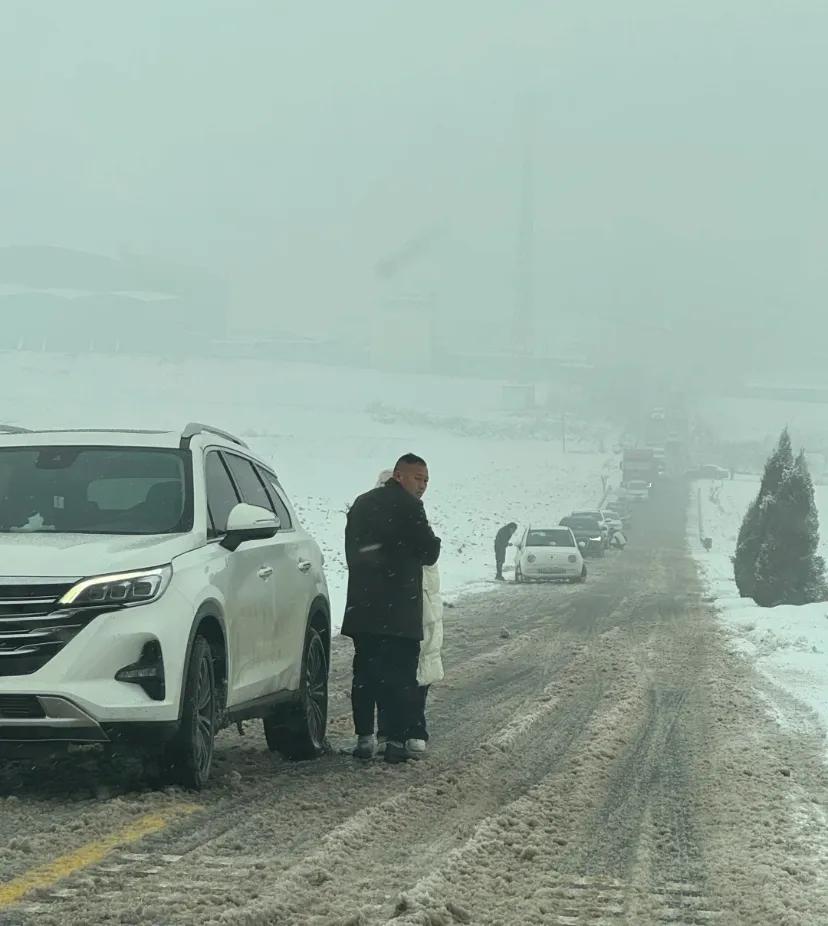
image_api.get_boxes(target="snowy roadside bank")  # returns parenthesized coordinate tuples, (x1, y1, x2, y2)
(690, 477, 828, 755)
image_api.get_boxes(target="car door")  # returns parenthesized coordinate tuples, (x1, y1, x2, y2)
(224, 454, 310, 693)
(204, 450, 274, 707)
(256, 467, 316, 690)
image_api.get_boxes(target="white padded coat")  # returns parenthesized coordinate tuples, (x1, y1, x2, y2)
(418, 562, 444, 685)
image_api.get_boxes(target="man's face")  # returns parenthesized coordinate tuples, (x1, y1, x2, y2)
(395, 463, 429, 499)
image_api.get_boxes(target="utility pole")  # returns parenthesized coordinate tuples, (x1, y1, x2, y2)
(512, 102, 535, 358)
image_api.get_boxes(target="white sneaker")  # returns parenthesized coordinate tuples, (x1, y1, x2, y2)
(376, 736, 388, 753)
(405, 738, 427, 755)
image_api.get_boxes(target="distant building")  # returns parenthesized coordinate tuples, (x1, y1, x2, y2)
(0, 246, 226, 355)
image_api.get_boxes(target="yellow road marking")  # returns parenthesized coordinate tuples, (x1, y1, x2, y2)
(0, 804, 201, 909)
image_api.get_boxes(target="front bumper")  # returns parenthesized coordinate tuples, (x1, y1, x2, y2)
(0, 586, 196, 735)
(0, 693, 179, 758)
(522, 563, 582, 579)
(0, 695, 107, 745)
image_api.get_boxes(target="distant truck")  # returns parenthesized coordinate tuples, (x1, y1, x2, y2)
(665, 435, 688, 478)
(646, 443, 667, 474)
(621, 448, 659, 485)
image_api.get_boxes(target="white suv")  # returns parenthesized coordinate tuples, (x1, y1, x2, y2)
(0, 423, 330, 789)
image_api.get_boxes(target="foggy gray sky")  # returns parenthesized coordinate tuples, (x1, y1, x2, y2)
(2, 1, 828, 355)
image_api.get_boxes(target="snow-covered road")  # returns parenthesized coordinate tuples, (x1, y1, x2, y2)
(1, 481, 826, 925)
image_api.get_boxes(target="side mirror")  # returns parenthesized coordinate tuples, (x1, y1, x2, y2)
(221, 503, 280, 551)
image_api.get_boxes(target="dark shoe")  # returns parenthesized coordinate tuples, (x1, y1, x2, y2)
(352, 735, 376, 760)
(384, 741, 412, 764)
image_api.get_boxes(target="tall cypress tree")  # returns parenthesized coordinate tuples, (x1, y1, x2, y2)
(734, 496, 761, 598)
(734, 428, 793, 598)
(753, 451, 825, 606)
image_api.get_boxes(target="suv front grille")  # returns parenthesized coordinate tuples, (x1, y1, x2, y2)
(0, 579, 96, 677)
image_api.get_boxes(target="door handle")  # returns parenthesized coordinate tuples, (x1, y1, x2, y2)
(257, 566, 274, 580)
(297, 560, 312, 574)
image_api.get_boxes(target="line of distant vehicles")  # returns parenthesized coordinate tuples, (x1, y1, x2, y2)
(635, 406, 730, 482)
(511, 413, 673, 586)
(513, 501, 633, 585)
(510, 404, 731, 588)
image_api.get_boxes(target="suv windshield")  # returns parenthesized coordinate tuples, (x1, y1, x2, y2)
(562, 518, 600, 532)
(526, 529, 574, 548)
(0, 447, 191, 535)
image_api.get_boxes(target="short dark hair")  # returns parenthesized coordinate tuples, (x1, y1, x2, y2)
(394, 453, 427, 470)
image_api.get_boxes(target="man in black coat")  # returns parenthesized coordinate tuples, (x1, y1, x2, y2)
(342, 453, 441, 764)
(494, 522, 517, 580)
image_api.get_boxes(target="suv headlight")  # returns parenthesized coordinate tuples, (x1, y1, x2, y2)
(59, 566, 172, 608)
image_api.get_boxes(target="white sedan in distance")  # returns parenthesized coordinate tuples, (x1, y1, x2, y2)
(514, 527, 587, 584)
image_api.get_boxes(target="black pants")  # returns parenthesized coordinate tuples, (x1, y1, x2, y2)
(378, 684, 430, 742)
(351, 634, 420, 744)
(495, 548, 507, 577)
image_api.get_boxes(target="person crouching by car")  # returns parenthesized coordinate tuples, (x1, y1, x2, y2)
(342, 455, 441, 764)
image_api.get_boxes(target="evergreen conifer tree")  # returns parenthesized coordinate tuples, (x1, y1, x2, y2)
(734, 429, 793, 598)
(753, 450, 825, 606)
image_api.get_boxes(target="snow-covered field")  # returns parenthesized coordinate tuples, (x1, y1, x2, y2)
(690, 476, 828, 755)
(0, 351, 615, 630)
(699, 396, 828, 448)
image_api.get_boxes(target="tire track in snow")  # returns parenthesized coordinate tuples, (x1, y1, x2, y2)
(210, 644, 608, 925)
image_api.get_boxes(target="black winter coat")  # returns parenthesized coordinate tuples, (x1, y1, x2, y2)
(342, 480, 441, 641)
(494, 523, 516, 554)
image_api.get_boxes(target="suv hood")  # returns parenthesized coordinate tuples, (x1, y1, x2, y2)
(0, 532, 199, 579)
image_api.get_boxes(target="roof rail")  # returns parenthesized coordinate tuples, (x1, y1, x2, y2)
(0, 424, 31, 434)
(24, 428, 166, 435)
(180, 422, 248, 450)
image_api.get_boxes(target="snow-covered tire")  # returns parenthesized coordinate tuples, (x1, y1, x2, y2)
(156, 635, 216, 791)
(264, 627, 328, 760)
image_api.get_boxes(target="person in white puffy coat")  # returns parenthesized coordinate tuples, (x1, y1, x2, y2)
(374, 469, 444, 755)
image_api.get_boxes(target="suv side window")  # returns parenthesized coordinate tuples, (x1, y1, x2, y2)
(257, 467, 293, 530)
(224, 453, 273, 513)
(205, 451, 240, 536)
